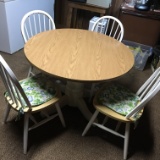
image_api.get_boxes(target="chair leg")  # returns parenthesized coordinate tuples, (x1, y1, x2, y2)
(123, 123, 130, 160)
(27, 65, 34, 77)
(115, 122, 122, 131)
(55, 103, 66, 128)
(82, 110, 99, 136)
(23, 113, 30, 154)
(2, 103, 11, 124)
(89, 83, 96, 103)
(102, 116, 109, 125)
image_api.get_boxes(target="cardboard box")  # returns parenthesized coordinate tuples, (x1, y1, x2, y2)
(87, 0, 112, 8)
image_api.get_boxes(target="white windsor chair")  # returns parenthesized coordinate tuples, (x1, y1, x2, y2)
(21, 10, 56, 77)
(89, 16, 124, 102)
(83, 67, 160, 159)
(0, 55, 66, 154)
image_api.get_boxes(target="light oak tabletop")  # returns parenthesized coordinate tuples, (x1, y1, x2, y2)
(24, 29, 134, 82)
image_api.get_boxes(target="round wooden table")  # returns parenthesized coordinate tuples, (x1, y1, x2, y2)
(24, 29, 134, 120)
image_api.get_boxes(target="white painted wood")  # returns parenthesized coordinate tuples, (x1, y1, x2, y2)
(21, 10, 56, 77)
(83, 67, 160, 159)
(0, 55, 65, 154)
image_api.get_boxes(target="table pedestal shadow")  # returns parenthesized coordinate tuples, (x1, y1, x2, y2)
(65, 81, 93, 121)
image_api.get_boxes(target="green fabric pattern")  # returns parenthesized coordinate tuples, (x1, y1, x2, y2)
(98, 84, 140, 116)
(20, 73, 56, 106)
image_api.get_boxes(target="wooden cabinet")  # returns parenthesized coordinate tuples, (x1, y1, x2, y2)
(54, 0, 68, 28)
(54, 0, 123, 29)
(54, 1, 160, 46)
(119, 3, 160, 46)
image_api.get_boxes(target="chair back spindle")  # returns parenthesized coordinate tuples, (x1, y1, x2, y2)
(21, 10, 56, 77)
(21, 10, 55, 43)
(126, 67, 160, 118)
(0, 55, 31, 111)
(91, 16, 124, 42)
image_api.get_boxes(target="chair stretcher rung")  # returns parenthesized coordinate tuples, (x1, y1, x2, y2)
(93, 122, 125, 139)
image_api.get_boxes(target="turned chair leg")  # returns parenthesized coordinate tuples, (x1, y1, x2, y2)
(89, 83, 96, 103)
(55, 103, 66, 128)
(23, 113, 30, 154)
(123, 123, 130, 160)
(82, 110, 99, 136)
(3, 103, 11, 124)
(27, 65, 34, 77)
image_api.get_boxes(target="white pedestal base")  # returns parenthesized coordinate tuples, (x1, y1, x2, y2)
(65, 81, 93, 121)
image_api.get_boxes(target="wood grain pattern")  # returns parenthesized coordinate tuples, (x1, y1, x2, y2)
(24, 29, 134, 82)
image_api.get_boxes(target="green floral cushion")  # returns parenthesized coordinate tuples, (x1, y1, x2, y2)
(19, 73, 56, 106)
(98, 84, 140, 116)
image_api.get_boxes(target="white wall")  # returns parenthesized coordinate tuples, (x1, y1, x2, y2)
(0, 0, 55, 54)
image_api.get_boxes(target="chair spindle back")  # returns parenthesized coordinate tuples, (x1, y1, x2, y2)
(21, 10, 55, 43)
(91, 16, 124, 42)
(0, 55, 31, 111)
(126, 67, 160, 118)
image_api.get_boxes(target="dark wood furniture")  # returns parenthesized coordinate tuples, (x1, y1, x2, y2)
(119, 3, 160, 46)
(66, 1, 111, 28)
(54, 0, 123, 29)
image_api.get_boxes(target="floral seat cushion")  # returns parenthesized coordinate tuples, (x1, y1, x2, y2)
(19, 73, 56, 106)
(98, 84, 140, 116)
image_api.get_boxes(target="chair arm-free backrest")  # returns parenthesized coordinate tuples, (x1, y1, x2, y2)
(21, 10, 56, 43)
(126, 67, 160, 118)
(0, 55, 31, 111)
(91, 16, 124, 42)
(137, 67, 160, 99)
